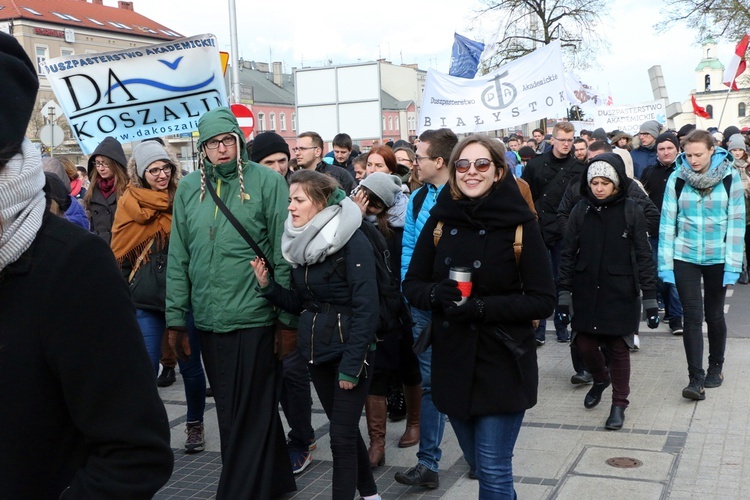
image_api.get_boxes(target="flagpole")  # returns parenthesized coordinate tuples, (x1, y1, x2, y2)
(717, 77, 735, 130)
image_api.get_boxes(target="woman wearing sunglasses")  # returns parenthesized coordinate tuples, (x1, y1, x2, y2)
(111, 141, 207, 454)
(403, 134, 555, 498)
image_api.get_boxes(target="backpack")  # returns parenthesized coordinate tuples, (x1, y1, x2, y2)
(357, 220, 413, 337)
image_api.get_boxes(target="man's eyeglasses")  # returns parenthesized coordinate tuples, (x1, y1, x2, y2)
(454, 158, 493, 173)
(413, 155, 435, 164)
(204, 136, 237, 150)
(146, 165, 174, 177)
(292, 146, 319, 153)
(553, 138, 574, 144)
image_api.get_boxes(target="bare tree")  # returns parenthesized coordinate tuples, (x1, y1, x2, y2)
(656, 0, 750, 43)
(475, 0, 609, 73)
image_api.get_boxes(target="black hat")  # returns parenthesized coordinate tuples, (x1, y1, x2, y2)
(250, 131, 290, 163)
(0, 32, 39, 159)
(592, 128, 608, 141)
(655, 132, 679, 150)
(518, 146, 537, 161)
(677, 123, 696, 140)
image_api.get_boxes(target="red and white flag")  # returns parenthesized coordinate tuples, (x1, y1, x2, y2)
(723, 34, 750, 91)
(691, 95, 710, 119)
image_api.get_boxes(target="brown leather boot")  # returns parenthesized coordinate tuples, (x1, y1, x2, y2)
(365, 395, 387, 468)
(398, 384, 421, 448)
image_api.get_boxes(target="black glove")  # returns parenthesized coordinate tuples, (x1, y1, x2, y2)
(556, 305, 571, 326)
(430, 279, 461, 310)
(444, 298, 485, 323)
(646, 308, 660, 329)
(643, 298, 660, 329)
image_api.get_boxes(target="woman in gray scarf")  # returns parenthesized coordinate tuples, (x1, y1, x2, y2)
(252, 169, 382, 500)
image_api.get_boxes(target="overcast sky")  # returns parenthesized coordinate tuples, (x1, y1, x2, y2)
(121, 0, 733, 110)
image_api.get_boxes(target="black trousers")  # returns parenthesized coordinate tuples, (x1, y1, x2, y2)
(280, 347, 314, 451)
(308, 350, 377, 500)
(199, 326, 295, 500)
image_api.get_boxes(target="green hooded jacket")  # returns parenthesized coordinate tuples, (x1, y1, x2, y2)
(165, 107, 294, 332)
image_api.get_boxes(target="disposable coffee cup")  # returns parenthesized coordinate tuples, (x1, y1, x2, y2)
(449, 267, 472, 305)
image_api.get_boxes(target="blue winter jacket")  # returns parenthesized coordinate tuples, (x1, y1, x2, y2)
(658, 147, 745, 284)
(65, 195, 89, 230)
(401, 183, 444, 283)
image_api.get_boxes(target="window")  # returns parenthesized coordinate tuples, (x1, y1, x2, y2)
(739, 103, 746, 118)
(52, 12, 81, 22)
(280, 112, 286, 131)
(257, 112, 265, 132)
(382, 115, 386, 130)
(292, 113, 297, 132)
(87, 18, 105, 26)
(408, 115, 416, 131)
(61, 48, 74, 57)
(109, 21, 133, 30)
(395, 117, 399, 131)
(270, 112, 276, 131)
(705, 74, 711, 92)
(35, 45, 49, 74)
(23, 7, 42, 15)
(706, 104, 714, 119)
(388, 117, 393, 131)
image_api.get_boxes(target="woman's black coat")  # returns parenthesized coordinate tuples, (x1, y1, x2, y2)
(403, 173, 556, 419)
(558, 153, 657, 337)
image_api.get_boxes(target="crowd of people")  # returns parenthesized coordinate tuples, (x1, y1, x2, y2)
(4, 27, 750, 498)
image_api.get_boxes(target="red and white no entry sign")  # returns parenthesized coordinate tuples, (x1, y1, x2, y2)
(230, 103, 254, 139)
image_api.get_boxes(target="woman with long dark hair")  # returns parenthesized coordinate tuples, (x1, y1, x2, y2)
(83, 136, 129, 244)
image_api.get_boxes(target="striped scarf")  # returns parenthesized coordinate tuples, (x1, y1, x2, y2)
(0, 139, 46, 272)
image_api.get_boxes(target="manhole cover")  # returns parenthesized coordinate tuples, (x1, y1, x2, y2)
(606, 457, 643, 468)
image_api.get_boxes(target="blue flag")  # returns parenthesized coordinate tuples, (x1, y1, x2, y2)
(449, 33, 485, 79)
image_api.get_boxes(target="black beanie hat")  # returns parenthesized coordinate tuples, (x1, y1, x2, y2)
(0, 32, 39, 159)
(677, 123, 696, 140)
(655, 132, 679, 150)
(250, 131, 290, 163)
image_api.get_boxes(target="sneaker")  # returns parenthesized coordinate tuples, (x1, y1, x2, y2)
(290, 449, 312, 474)
(185, 422, 205, 453)
(308, 437, 317, 451)
(669, 318, 684, 335)
(536, 338, 546, 347)
(157, 367, 176, 387)
(557, 333, 570, 343)
(704, 365, 723, 388)
(682, 374, 706, 400)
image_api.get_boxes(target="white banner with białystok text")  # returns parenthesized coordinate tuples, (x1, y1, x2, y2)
(41, 34, 227, 154)
(419, 41, 567, 135)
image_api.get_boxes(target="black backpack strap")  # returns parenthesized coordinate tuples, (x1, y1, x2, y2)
(411, 186, 429, 221)
(204, 174, 274, 279)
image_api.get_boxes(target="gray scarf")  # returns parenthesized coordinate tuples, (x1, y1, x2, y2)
(282, 197, 362, 266)
(0, 139, 46, 272)
(680, 156, 732, 196)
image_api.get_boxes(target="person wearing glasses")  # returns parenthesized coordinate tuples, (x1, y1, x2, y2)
(295, 131, 355, 194)
(631, 120, 661, 179)
(83, 136, 129, 244)
(522, 122, 586, 345)
(110, 140, 207, 455)
(165, 107, 296, 498)
(403, 134, 555, 498)
(396, 128, 457, 490)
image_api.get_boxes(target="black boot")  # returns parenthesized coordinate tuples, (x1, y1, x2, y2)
(682, 373, 706, 400)
(704, 363, 723, 388)
(571, 371, 593, 385)
(156, 366, 176, 387)
(605, 405, 625, 430)
(394, 463, 439, 489)
(584, 378, 610, 409)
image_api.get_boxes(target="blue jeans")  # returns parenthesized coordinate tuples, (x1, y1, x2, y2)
(536, 240, 567, 341)
(137, 309, 206, 422)
(650, 237, 683, 321)
(673, 260, 727, 376)
(450, 411, 525, 500)
(411, 307, 447, 472)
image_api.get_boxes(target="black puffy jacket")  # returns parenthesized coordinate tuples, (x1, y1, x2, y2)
(261, 229, 378, 379)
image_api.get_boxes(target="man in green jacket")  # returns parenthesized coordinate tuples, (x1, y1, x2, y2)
(166, 107, 295, 499)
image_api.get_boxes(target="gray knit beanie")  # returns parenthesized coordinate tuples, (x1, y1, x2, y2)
(727, 133, 747, 152)
(133, 141, 172, 178)
(359, 172, 402, 207)
(639, 120, 661, 139)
